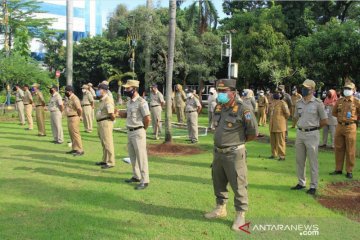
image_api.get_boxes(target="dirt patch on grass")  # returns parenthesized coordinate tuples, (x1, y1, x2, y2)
(317, 181, 360, 222)
(148, 143, 203, 156)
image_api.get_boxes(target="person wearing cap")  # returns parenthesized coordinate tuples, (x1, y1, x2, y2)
(291, 87, 302, 128)
(81, 84, 94, 133)
(185, 88, 202, 143)
(13, 84, 25, 125)
(48, 85, 64, 144)
(320, 89, 338, 149)
(64, 85, 84, 156)
(149, 84, 165, 140)
(208, 87, 218, 130)
(22, 84, 33, 130)
(330, 82, 360, 179)
(174, 84, 186, 123)
(268, 90, 290, 161)
(204, 79, 258, 232)
(291, 79, 328, 195)
(94, 83, 116, 169)
(101, 80, 114, 103)
(257, 90, 268, 126)
(241, 89, 256, 113)
(87, 83, 96, 98)
(277, 85, 292, 140)
(32, 83, 46, 136)
(123, 80, 151, 190)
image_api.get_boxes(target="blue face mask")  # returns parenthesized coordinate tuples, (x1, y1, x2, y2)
(217, 92, 230, 104)
(96, 89, 102, 97)
(302, 88, 310, 96)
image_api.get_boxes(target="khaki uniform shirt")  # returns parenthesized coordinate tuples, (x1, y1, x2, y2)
(96, 95, 114, 121)
(185, 96, 201, 112)
(291, 93, 302, 109)
(89, 88, 96, 98)
(324, 105, 337, 126)
(33, 91, 45, 106)
(48, 92, 63, 112)
(175, 91, 186, 107)
(150, 91, 165, 107)
(65, 94, 81, 117)
(294, 96, 327, 128)
(126, 95, 150, 128)
(15, 89, 24, 102)
(81, 91, 94, 106)
(269, 100, 290, 132)
(332, 96, 360, 123)
(23, 90, 33, 104)
(213, 101, 258, 148)
(257, 95, 268, 108)
(283, 93, 292, 109)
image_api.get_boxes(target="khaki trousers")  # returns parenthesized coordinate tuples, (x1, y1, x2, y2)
(334, 124, 357, 173)
(16, 101, 25, 124)
(257, 107, 267, 126)
(322, 125, 336, 147)
(176, 106, 185, 123)
(295, 130, 319, 188)
(291, 107, 298, 127)
(208, 110, 214, 129)
(150, 106, 162, 138)
(212, 145, 248, 212)
(82, 105, 93, 132)
(270, 132, 286, 157)
(97, 120, 115, 166)
(50, 111, 63, 143)
(35, 106, 46, 135)
(128, 128, 149, 183)
(67, 116, 83, 151)
(186, 111, 198, 141)
(24, 104, 33, 129)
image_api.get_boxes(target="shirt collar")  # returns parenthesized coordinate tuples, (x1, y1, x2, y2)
(344, 96, 354, 102)
(100, 94, 108, 101)
(131, 95, 140, 102)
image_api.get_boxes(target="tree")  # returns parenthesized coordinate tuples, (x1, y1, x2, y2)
(187, 0, 219, 34)
(12, 26, 30, 58)
(40, 30, 66, 73)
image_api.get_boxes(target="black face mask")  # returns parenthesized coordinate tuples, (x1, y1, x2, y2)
(50, 89, 55, 95)
(13, 87, 17, 91)
(273, 93, 281, 100)
(65, 92, 70, 98)
(124, 89, 135, 98)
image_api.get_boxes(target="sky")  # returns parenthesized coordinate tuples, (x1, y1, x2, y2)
(101, 0, 227, 27)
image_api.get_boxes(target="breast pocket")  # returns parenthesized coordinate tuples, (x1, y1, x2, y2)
(223, 117, 237, 130)
(130, 107, 138, 119)
(297, 108, 303, 117)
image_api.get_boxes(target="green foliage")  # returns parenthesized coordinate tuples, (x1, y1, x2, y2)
(40, 29, 66, 74)
(13, 26, 31, 57)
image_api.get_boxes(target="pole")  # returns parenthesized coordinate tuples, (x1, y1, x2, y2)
(227, 33, 232, 80)
(66, 0, 73, 86)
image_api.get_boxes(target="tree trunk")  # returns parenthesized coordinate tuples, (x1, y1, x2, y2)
(164, 0, 176, 143)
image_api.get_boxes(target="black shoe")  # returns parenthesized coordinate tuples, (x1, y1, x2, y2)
(66, 150, 77, 154)
(73, 151, 84, 156)
(95, 162, 106, 166)
(101, 164, 114, 169)
(38, 134, 46, 137)
(135, 183, 149, 190)
(125, 177, 141, 183)
(290, 184, 305, 190)
(346, 172, 353, 179)
(329, 170, 342, 175)
(268, 156, 276, 159)
(190, 140, 198, 144)
(278, 157, 285, 161)
(306, 188, 316, 195)
(54, 141, 63, 144)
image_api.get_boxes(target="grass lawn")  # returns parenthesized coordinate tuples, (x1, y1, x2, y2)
(0, 111, 359, 240)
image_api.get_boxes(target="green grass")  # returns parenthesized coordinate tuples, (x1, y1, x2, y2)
(0, 112, 359, 240)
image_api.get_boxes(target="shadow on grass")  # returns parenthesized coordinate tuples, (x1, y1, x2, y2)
(150, 156, 211, 168)
(16, 153, 95, 165)
(9, 145, 72, 154)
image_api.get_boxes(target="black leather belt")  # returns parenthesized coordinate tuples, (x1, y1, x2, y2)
(24, 103, 30, 105)
(298, 127, 319, 132)
(68, 115, 77, 118)
(82, 104, 91, 107)
(151, 105, 160, 108)
(128, 126, 143, 131)
(338, 122, 355, 126)
(97, 117, 111, 122)
(36, 105, 43, 107)
(186, 110, 196, 113)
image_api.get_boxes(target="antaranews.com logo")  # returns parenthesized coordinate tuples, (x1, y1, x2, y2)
(239, 222, 320, 236)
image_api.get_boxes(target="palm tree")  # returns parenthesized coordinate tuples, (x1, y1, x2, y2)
(164, 0, 176, 143)
(187, 0, 219, 34)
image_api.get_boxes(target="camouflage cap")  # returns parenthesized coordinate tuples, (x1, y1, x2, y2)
(216, 79, 236, 90)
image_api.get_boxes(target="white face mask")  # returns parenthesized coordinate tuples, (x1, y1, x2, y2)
(259, 93, 264, 96)
(82, 89, 86, 93)
(186, 93, 192, 98)
(343, 89, 353, 97)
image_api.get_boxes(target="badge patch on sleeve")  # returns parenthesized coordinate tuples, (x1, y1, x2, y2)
(244, 110, 251, 120)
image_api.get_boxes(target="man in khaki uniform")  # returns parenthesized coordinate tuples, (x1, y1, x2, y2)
(48, 85, 64, 144)
(291, 87, 302, 128)
(101, 80, 114, 104)
(269, 91, 290, 160)
(291, 79, 328, 195)
(88, 83, 96, 119)
(330, 82, 360, 179)
(149, 84, 165, 140)
(64, 85, 84, 156)
(257, 90, 268, 126)
(32, 83, 46, 136)
(13, 84, 25, 125)
(204, 79, 258, 232)
(174, 84, 186, 123)
(22, 84, 33, 130)
(81, 84, 94, 133)
(122, 80, 151, 190)
(185, 89, 202, 143)
(278, 85, 292, 139)
(208, 87, 217, 130)
(94, 84, 116, 169)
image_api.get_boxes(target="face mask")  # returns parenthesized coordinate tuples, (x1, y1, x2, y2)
(31, 87, 35, 92)
(343, 89, 353, 97)
(49, 89, 54, 95)
(273, 93, 280, 100)
(13, 87, 17, 91)
(259, 93, 264, 96)
(242, 92, 247, 97)
(186, 93, 192, 98)
(96, 90, 102, 97)
(124, 89, 135, 98)
(217, 92, 230, 104)
(301, 88, 310, 96)
(65, 92, 70, 98)
(292, 91, 296, 95)
(82, 89, 86, 93)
